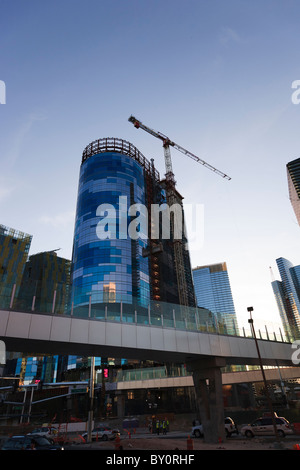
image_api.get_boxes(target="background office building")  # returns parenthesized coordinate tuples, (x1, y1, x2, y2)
(192, 262, 239, 335)
(17, 250, 71, 314)
(15, 355, 64, 386)
(271, 257, 300, 339)
(0, 224, 32, 305)
(287, 157, 300, 226)
(5, 250, 72, 385)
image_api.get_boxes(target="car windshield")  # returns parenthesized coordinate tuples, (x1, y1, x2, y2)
(33, 436, 52, 446)
(252, 420, 262, 426)
(3, 438, 30, 449)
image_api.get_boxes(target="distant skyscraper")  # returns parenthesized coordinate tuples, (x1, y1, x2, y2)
(18, 250, 71, 314)
(271, 257, 300, 339)
(192, 262, 239, 335)
(13, 250, 71, 384)
(287, 158, 300, 225)
(0, 224, 32, 305)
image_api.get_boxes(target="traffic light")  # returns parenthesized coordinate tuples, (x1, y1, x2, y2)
(35, 380, 43, 390)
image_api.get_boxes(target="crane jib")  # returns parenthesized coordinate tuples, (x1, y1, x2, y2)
(128, 115, 231, 181)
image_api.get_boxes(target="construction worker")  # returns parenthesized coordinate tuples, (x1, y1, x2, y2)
(162, 419, 167, 435)
(165, 418, 170, 432)
(156, 419, 160, 435)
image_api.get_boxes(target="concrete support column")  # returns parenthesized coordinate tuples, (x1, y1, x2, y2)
(116, 393, 126, 419)
(187, 357, 226, 443)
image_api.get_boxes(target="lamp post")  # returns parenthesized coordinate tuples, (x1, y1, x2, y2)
(247, 307, 280, 442)
(87, 356, 95, 443)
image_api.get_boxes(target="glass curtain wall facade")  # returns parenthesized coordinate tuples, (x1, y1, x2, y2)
(71, 138, 160, 315)
(271, 257, 300, 339)
(0, 224, 32, 304)
(192, 262, 239, 335)
(9, 251, 71, 385)
(17, 251, 71, 314)
(71, 137, 197, 315)
(287, 157, 300, 226)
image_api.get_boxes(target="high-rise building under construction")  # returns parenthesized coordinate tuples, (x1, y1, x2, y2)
(70, 137, 196, 314)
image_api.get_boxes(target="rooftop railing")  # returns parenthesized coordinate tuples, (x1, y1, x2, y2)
(81, 137, 160, 181)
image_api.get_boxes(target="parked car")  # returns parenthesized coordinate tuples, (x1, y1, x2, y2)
(241, 416, 293, 438)
(192, 416, 238, 438)
(192, 423, 204, 437)
(1, 435, 64, 450)
(81, 426, 120, 441)
(27, 426, 58, 438)
(224, 417, 239, 436)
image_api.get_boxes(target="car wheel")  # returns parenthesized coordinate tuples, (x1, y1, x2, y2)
(277, 430, 285, 438)
(245, 430, 254, 438)
(102, 434, 108, 441)
(225, 429, 231, 437)
(194, 429, 202, 438)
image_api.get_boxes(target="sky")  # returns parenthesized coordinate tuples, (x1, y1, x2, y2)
(1, 0, 300, 332)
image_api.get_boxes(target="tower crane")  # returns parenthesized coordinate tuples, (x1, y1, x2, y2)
(128, 115, 231, 184)
(128, 115, 231, 307)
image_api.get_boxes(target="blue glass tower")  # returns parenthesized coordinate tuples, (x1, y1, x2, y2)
(71, 138, 160, 314)
(272, 257, 300, 339)
(192, 262, 239, 335)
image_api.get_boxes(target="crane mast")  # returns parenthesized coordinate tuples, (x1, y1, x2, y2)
(128, 115, 231, 308)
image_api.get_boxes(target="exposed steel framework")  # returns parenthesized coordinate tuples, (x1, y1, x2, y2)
(128, 115, 231, 308)
(82, 137, 160, 182)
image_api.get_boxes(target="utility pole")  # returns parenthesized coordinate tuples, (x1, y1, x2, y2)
(87, 356, 95, 443)
(247, 307, 280, 443)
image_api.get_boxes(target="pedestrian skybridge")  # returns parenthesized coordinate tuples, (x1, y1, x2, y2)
(0, 305, 296, 368)
(0, 285, 296, 362)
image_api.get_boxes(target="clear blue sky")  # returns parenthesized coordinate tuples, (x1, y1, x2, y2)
(1, 0, 300, 330)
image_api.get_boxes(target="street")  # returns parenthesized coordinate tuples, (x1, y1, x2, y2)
(62, 430, 300, 451)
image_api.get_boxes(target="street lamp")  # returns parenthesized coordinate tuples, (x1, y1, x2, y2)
(87, 356, 95, 443)
(247, 307, 280, 442)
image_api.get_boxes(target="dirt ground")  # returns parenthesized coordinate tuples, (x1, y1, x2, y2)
(76, 435, 300, 451)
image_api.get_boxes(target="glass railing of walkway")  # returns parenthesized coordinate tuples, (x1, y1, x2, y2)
(116, 365, 188, 382)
